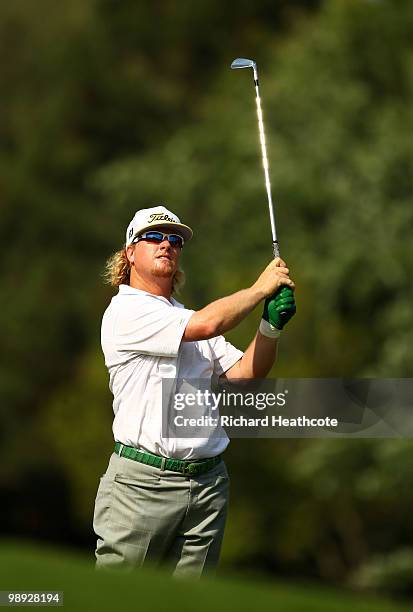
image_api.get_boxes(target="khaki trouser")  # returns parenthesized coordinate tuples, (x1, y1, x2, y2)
(93, 452, 230, 578)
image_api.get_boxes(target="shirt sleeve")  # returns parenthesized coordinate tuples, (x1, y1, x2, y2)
(209, 335, 244, 376)
(114, 296, 194, 357)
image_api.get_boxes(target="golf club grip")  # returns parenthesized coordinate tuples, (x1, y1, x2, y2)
(272, 242, 291, 319)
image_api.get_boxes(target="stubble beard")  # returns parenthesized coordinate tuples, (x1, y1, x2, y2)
(152, 258, 176, 279)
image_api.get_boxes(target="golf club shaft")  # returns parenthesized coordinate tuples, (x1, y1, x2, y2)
(231, 58, 292, 321)
(253, 70, 280, 259)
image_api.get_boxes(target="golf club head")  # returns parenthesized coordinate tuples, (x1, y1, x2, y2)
(231, 57, 256, 70)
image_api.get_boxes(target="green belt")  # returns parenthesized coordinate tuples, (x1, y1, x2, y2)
(114, 442, 222, 476)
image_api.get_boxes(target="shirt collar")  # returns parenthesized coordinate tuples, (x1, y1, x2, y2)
(118, 284, 182, 307)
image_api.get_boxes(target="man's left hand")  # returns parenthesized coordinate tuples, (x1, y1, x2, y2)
(263, 286, 296, 330)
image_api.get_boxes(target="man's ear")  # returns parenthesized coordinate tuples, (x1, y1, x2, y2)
(126, 245, 135, 265)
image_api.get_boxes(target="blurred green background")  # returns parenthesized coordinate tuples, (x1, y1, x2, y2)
(1, 0, 413, 606)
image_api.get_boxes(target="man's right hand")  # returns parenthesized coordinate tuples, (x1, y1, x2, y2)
(253, 258, 295, 298)
(183, 258, 295, 342)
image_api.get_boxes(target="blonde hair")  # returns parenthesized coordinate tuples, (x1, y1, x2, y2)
(103, 247, 186, 294)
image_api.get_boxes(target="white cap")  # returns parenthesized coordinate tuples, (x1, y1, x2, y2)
(125, 205, 193, 246)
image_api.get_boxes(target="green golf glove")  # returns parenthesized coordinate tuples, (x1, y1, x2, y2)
(262, 286, 296, 332)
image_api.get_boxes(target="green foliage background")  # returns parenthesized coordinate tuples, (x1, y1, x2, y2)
(1, 0, 413, 597)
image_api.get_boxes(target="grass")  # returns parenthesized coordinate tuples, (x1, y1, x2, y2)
(0, 540, 411, 612)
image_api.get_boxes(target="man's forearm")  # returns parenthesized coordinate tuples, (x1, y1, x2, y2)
(224, 330, 278, 379)
(183, 257, 295, 343)
(184, 286, 265, 341)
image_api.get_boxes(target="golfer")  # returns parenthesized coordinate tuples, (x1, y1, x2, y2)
(93, 205, 296, 577)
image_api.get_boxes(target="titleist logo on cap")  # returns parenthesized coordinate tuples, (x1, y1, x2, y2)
(148, 213, 177, 224)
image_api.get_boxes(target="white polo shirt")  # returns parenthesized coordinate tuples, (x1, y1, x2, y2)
(101, 285, 243, 460)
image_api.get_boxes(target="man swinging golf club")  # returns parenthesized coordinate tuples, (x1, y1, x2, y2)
(93, 58, 295, 577)
(93, 204, 296, 577)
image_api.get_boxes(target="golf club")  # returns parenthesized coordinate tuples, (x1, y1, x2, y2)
(230, 57, 280, 258)
(231, 57, 293, 320)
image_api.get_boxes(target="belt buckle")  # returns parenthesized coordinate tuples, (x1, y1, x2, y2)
(183, 462, 198, 475)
